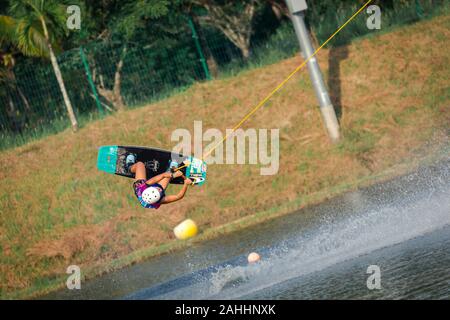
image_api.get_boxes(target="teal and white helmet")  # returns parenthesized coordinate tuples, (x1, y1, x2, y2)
(142, 187, 161, 204)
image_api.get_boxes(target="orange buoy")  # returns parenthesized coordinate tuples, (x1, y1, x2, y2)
(247, 252, 261, 263)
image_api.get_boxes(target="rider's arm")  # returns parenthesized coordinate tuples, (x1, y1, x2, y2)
(160, 179, 191, 204)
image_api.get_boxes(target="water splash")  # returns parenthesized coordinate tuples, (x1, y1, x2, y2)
(130, 160, 450, 300)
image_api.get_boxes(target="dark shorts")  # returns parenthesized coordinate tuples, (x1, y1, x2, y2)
(133, 179, 147, 196)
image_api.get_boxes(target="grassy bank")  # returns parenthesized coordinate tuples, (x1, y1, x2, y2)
(0, 14, 449, 298)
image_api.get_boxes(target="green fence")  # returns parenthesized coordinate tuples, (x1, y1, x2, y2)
(0, 0, 445, 150)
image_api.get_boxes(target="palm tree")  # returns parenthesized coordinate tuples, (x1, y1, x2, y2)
(0, 0, 78, 131)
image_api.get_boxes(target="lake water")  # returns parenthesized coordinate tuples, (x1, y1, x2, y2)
(45, 159, 450, 300)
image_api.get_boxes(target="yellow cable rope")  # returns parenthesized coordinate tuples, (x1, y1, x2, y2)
(177, 0, 373, 173)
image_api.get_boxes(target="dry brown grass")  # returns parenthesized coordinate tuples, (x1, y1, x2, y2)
(0, 15, 449, 298)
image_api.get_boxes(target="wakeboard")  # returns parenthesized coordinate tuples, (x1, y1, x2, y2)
(97, 145, 207, 186)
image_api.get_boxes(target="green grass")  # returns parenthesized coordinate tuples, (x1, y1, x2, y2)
(339, 128, 377, 155)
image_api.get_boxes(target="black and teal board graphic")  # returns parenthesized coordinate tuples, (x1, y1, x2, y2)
(97, 145, 207, 186)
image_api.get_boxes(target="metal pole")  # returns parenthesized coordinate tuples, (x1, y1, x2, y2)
(187, 16, 212, 81)
(80, 47, 104, 115)
(286, 0, 340, 142)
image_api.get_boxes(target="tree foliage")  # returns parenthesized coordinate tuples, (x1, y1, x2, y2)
(189, 0, 266, 58)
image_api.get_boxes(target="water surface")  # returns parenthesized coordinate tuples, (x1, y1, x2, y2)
(45, 159, 450, 299)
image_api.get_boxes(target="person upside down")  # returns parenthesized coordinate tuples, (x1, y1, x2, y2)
(126, 154, 192, 209)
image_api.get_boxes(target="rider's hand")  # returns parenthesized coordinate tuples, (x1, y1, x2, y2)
(184, 178, 193, 185)
(173, 170, 183, 179)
